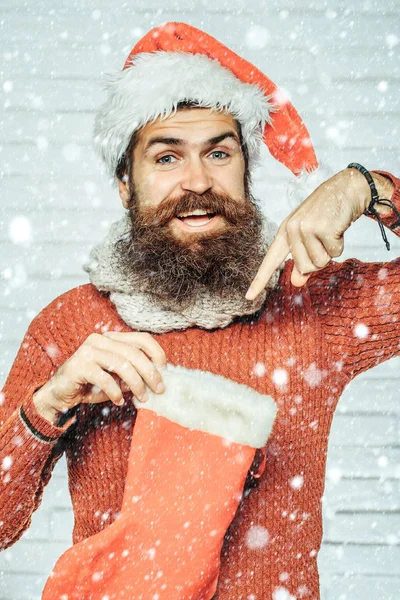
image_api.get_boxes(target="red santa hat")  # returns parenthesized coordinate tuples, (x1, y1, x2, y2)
(93, 21, 319, 184)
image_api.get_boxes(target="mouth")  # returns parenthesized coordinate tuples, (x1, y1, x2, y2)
(173, 209, 220, 231)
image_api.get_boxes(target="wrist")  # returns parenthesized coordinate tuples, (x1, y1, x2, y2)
(343, 167, 373, 214)
(344, 167, 394, 216)
(370, 173, 395, 215)
(32, 386, 62, 425)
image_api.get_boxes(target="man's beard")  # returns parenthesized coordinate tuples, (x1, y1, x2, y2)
(114, 188, 267, 310)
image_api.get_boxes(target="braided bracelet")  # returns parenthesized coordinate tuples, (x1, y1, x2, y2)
(347, 162, 400, 251)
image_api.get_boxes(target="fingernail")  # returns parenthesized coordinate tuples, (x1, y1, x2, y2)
(245, 290, 254, 300)
(156, 382, 165, 393)
(141, 392, 149, 402)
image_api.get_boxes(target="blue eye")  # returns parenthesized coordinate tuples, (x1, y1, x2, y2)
(210, 151, 229, 159)
(157, 155, 177, 164)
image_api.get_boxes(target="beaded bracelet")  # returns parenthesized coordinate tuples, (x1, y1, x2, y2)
(347, 162, 400, 251)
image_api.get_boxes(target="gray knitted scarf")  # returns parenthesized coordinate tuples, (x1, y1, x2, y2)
(82, 212, 282, 333)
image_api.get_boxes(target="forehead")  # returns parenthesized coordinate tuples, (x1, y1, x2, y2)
(136, 108, 239, 147)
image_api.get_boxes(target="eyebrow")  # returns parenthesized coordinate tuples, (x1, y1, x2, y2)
(144, 132, 240, 153)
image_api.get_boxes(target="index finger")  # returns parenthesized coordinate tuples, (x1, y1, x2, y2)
(245, 230, 290, 300)
(102, 331, 167, 368)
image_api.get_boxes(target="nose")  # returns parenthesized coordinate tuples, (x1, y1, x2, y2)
(180, 157, 212, 195)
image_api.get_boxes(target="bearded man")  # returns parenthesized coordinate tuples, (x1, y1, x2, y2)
(0, 22, 399, 600)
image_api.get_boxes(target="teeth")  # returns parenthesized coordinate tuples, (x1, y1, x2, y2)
(185, 217, 213, 227)
(177, 209, 209, 217)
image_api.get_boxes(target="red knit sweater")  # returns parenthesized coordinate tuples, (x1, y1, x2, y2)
(1, 171, 399, 600)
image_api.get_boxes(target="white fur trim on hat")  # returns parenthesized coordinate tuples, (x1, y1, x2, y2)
(93, 51, 277, 184)
(133, 364, 277, 448)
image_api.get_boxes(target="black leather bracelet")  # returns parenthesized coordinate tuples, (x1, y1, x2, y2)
(347, 162, 393, 251)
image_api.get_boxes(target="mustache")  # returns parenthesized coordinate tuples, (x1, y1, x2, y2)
(133, 191, 254, 228)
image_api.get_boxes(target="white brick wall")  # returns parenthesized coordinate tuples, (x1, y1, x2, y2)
(1, 1, 399, 598)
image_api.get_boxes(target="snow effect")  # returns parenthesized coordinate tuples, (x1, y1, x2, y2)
(272, 586, 296, 600)
(378, 267, 388, 280)
(354, 323, 369, 339)
(8, 216, 32, 245)
(46, 343, 60, 360)
(244, 26, 270, 50)
(290, 475, 304, 490)
(82, 180, 96, 194)
(0, 5, 399, 600)
(62, 143, 82, 161)
(326, 467, 342, 483)
(303, 363, 326, 387)
(2, 263, 28, 288)
(386, 34, 399, 49)
(245, 525, 269, 549)
(273, 87, 291, 107)
(1, 456, 13, 471)
(325, 10, 337, 20)
(272, 368, 288, 386)
(253, 362, 266, 377)
(377, 455, 388, 468)
(146, 547, 156, 559)
(3, 81, 13, 93)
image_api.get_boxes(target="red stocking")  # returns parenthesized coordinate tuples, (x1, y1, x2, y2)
(42, 366, 276, 600)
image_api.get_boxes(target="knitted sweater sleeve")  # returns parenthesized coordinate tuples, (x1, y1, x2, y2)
(0, 325, 76, 549)
(307, 170, 400, 380)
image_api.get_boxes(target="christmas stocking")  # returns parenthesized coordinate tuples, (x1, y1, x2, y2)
(42, 365, 277, 600)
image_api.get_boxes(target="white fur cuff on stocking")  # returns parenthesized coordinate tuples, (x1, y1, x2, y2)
(134, 364, 277, 448)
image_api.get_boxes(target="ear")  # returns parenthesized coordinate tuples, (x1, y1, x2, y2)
(117, 175, 130, 209)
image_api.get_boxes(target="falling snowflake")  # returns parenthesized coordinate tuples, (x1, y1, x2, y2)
(303, 363, 326, 387)
(46, 344, 60, 360)
(386, 534, 399, 545)
(1, 456, 13, 471)
(62, 143, 82, 161)
(146, 547, 156, 559)
(3, 81, 13, 93)
(386, 34, 398, 49)
(245, 525, 269, 549)
(290, 475, 304, 490)
(377, 455, 388, 467)
(377, 267, 388, 280)
(36, 136, 48, 151)
(354, 323, 369, 338)
(8, 216, 32, 245)
(327, 467, 342, 483)
(272, 586, 296, 600)
(253, 362, 266, 377)
(244, 25, 270, 50)
(272, 369, 288, 386)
